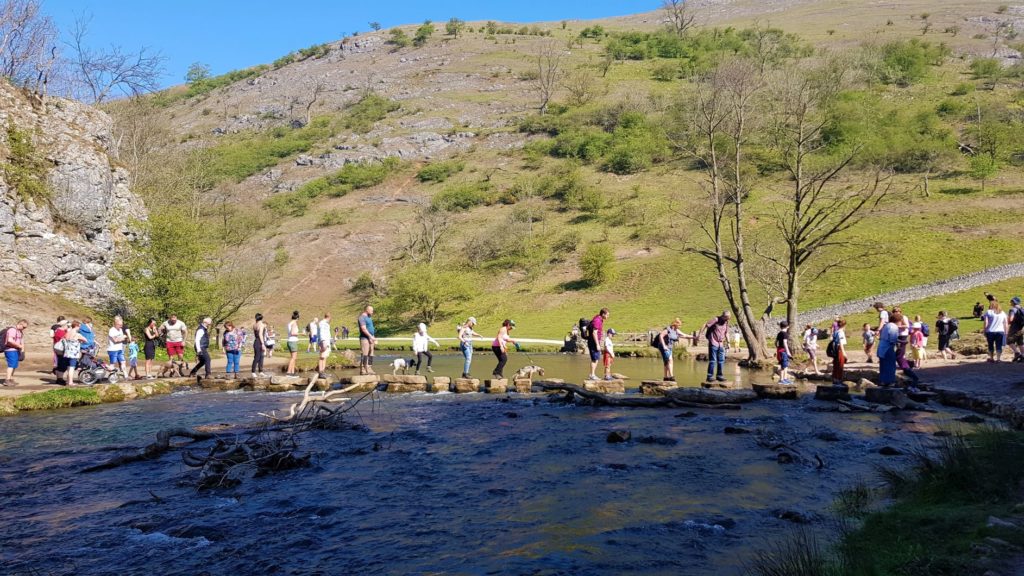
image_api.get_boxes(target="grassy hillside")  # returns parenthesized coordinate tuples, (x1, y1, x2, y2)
(115, 0, 1024, 338)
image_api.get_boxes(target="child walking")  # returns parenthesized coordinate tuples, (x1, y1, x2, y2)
(862, 323, 876, 363)
(127, 336, 140, 380)
(910, 324, 927, 367)
(801, 324, 821, 375)
(412, 322, 440, 374)
(603, 329, 617, 380)
(776, 321, 793, 385)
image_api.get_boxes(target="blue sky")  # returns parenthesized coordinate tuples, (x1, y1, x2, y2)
(46, 0, 659, 87)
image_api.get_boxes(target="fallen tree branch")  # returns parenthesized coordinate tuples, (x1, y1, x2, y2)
(82, 428, 215, 473)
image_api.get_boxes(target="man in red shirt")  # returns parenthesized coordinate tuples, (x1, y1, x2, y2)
(587, 308, 609, 381)
(700, 311, 731, 383)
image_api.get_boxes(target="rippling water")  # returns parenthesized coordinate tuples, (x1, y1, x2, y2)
(0, 357, 974, 576)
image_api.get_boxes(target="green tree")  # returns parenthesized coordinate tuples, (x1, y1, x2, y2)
(185, 62, 211, 84)
(446, 17, 465, 38)
(969, 154, 999, 191)
(369, 21, 382, 31)
(579, 243, 615, 286)
(970, 57, 1003, 89)
(375, 263, 474, 326)
(414, 20, 435, 47)
(388, 28, 411, 48)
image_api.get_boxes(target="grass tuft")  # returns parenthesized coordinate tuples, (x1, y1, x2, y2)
(13, 389, 101, 411)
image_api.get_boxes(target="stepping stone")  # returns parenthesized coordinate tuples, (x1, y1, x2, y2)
(337, 374, 379, 385)
(386, 381, 426, 393)
(513, 379, 533, 393)
(453, 378, 480, 393)
(430, 377, 451, 393)
(864, 387, 906, 406)
(380, 374, 428, 385)
(583, 379, 625, 394)
(752, 383, 799, 400)
(485, 379, 508, 394)
(640, 380, 678, 396)
(815, 385, 851, 402)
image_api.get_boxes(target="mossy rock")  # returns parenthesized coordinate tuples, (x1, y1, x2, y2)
(950, 332, 988, 356)
(0, 398, 17, 416)
(94, 384, 126, 403)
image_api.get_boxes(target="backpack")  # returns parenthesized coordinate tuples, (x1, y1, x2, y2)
(0, 327, 9, 349)
(825, 333, 838, 358)
(949, 318, 960, 340)
(921, 323, 930, 337)
(650, 329, 664, 349)
(582, 319, 594, 341)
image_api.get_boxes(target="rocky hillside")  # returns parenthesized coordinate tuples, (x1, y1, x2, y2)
(0, 80, 145, 310)
(125, 0, 1024, 335)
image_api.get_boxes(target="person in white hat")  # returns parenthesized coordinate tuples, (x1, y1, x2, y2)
(603, 328, 617, 381)
(412, 322, 440, 374)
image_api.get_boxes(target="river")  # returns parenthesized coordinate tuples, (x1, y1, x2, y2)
(0, 355, 975, 575)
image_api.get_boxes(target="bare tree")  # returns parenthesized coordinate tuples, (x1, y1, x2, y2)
(662, 0, 696, 37)
(66, 14, 164, 103)
(533, 39, 564, 114)
(0, 0, 59, 100)
(667, 57, 770, 362)
(399, 202, 451, 264)
(764, 58, 894, 335)
(562, 66, 604, 107)
(296, 75, 333, 124)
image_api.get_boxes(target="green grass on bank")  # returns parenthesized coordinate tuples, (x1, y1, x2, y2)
(13, 389, 101, 411)
(748, 428, 1024, 576)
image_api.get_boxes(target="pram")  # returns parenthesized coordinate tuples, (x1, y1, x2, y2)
(59, 348, 121, 385)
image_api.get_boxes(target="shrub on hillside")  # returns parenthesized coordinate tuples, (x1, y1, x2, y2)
(264, 158, 401, 216)
(867, 39, 950, 86)
(432, 182, 490, 211)
(551, 127, 613, 162)
(579, 243, 615, 286)
(388, 29, 412, 48)
(416, 160, 465, 183)
(208, 116, 336, 182)
(413, 21, 435, 47)
(342, 93, 400, 133)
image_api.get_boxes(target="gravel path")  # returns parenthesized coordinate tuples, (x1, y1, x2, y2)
(798, 262, 1024, 326)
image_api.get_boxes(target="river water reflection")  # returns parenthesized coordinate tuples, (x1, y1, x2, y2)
(0, 355, 974, 575)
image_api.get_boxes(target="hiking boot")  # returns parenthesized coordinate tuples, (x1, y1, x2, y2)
(604, 375, 615, 381)
(715, 376, 727, 382)
(359, 366, 367, 375)
(705, 378, 714, 384)
(665, 376, 676, 382)
(0, 380, 7, 387)
(461, 373, 470, 379)
(427, 366, 434, 373)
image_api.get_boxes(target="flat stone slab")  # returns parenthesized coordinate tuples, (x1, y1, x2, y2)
(337, 374, 379, 385)
(266, 383, 295, 393)
(387, 381, 427, 393)
(701, 380, 740, 389)
(583, 379, 625, 394)
(271, 375, 307, 386)
(339, 381, 378, 394)
(513, 379, 533, 393)
(753, 383, 799, 400)
(815, 385, 851, 402)
(453, 378, 480, 393)
(485, 379, 508, 394)
(865, 387, 906, 406)
(430, 377, 451, 393)
(380, 374, 428, 385)
(640, 381, 678, 396)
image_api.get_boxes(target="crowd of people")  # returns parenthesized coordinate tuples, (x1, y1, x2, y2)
(2, 292, 1021, 388)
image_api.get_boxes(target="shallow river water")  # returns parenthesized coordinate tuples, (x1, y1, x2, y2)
(0, 355, 978, 575)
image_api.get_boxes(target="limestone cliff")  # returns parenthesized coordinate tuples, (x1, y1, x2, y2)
(0, 81, 145, 307)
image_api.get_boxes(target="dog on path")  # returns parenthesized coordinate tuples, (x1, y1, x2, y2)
(512, 365, 545, 381)
(159, 361, 186, 378)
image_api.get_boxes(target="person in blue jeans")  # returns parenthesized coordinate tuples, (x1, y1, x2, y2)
(700, 311, 731, 383)
(222, 321, 242, 378)
(458, 317, 483, 378)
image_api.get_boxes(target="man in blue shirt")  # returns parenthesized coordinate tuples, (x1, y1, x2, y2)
(358, 306, 377, 375)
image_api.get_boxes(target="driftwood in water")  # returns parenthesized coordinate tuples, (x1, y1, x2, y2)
(533, 381, 755, 409)
(82, 428, 215, 473)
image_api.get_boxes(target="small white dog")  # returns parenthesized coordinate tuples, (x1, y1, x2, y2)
(512, 365, 545, 381)
(392, 357, 417, 375)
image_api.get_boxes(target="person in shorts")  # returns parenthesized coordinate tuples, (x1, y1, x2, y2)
(776, 321, 793, 385)
(107, 316, 129, 379)
(602, 328, 617, 381)
(317, 313, 332, 378)
(2, 320, 28, 386)
(307, 318, 319, 353)
(586, 308, 609, 381)
(654, 318, 694, 382)
(160, 314, 188, 367)
(286, 311, 300, 376)
(127, 335, 140, 380)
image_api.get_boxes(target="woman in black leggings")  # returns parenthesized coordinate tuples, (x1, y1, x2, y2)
(491, 319, 517, 378)
(251, 313, 267, 376)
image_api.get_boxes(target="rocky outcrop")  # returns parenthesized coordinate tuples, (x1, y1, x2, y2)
(0, 81, 145, 307)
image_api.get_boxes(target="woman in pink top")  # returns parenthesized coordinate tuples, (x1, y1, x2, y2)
(3, 320, 28, 386)
(491, 319, 518, 378)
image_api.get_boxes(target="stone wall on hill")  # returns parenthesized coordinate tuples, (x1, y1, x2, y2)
(0, 81, 145, 307)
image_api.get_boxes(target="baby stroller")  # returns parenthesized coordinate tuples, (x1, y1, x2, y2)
(77, 348, 121, 385)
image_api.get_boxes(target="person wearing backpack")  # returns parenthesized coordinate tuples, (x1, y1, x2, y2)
(1007, 296, 1024, 363)
(585, 308, 609, 381)
(2, 320, 29, 386)
(653, 317, 694, 382)
(935, 311, 958, 360)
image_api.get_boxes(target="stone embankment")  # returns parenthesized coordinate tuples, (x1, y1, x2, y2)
(799, 262, 1024, 326)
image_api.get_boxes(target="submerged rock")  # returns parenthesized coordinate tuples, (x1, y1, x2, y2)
(606, 430, 631, 444)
